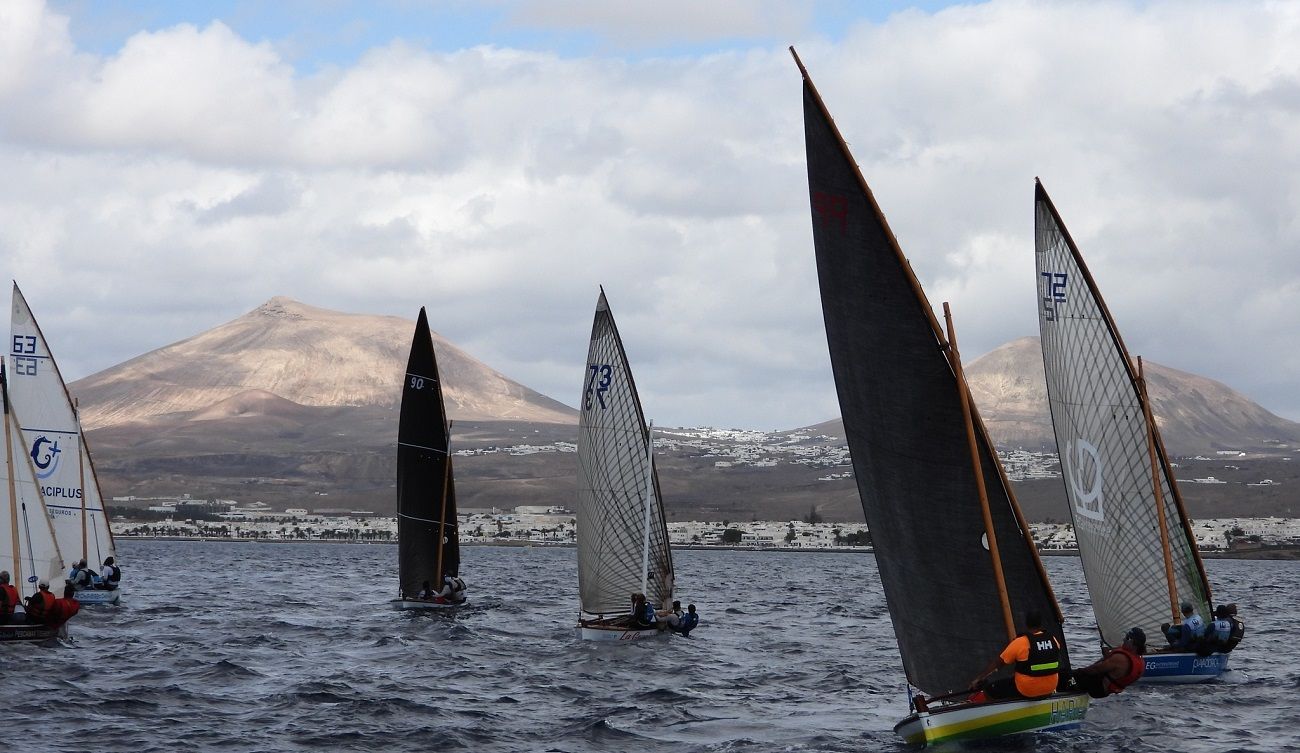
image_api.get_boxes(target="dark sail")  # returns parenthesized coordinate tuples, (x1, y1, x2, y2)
(797, 59, 1068, 696)
(396, 308, 458, 598)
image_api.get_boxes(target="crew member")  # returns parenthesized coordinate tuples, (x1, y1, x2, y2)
(45, 584, 80, 630)
(98, 557, 121, 590)
(1162, 602, 1206, 650)
(969, 610, 1063, 700)
(1071, 628, 1146, 698)
(1223, 604, 1246, 651)
(24, 581, 56, 625)
(672, 603, 700, 637)
(432, 574, 467, 604)
(630, 593, 657, 629)
(0, 572, 18, 625)
(1209, 606, 1233, 647)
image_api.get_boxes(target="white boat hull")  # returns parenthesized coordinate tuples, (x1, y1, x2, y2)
(75, 589, 122, 605)
(1138, 650, 1229, 683)
(895, 692, 1090, 747)
(577, 623, 664, 641)
(389, 598, 465, 611)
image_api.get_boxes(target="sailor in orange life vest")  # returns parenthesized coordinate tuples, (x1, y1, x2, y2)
(968, 610, 1063, 701)
(1070, 627, 1146, 698)
(23, 581, 56, 625)
(0, 571, 19, 625)
(44, 584, 80, 630)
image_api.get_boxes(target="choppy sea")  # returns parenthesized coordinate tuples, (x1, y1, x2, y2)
(6, 541, 1294, 752)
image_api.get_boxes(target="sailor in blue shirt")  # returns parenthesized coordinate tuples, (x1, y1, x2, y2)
(1162, 602, 1206, 649)
(1209, 605, 1233, 646)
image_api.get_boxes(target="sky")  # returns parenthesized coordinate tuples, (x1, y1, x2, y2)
(4, 0, 1300, 430)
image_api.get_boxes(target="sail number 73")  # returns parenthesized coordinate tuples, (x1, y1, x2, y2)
(585, 364, 612, 410)
(1040, 272, 1067, 321)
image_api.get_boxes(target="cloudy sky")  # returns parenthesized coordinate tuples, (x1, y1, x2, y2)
(4, 0, 1299, 430)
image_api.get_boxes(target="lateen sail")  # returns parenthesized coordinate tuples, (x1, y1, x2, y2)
(1034, 180, 1211, 647)
(0, 365, 65, 596)
(8, 283, 116, 571)
(396, 308, 458, 598)
(800, 69, 1068, 696)
(576, 290, 673, 616)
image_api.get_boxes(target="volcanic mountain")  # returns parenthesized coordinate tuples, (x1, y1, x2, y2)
(966, 337, 1300, 454)
(72, 297, 576, 430)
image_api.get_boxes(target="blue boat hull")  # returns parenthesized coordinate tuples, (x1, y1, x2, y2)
(1138, 651, 1229, 683)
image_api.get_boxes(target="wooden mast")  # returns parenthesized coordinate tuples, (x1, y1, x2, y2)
(1138, 356, 1181, 623)
(75, 397, 87, 562)
(945, 302, 1015, 640)
(2, 367, 23, 589)
(434, 420, 453, 586)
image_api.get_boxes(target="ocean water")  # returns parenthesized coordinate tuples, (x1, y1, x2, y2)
(7, 541, 1295, 752)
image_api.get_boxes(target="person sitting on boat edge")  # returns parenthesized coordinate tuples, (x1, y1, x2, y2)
(1160, 602, 1206, 650)
(0, 572, 19, 625)
(968, 610, 1062, 701)
(1223, 604, 1245, 651)
(24, 581, 56, 625)
(630, 593, 657, 629)
(97, 557, 121, 590)
(1071, 627, 1145, 698)
(656, 600, 683, 631)
(44, 584, 80, 630)
(671, 604, 699, 637)
(431, 575, 467, 604)
(67, 559, 97, 590)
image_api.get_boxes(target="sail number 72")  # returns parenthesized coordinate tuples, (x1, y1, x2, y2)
(585, 364, 612, 410)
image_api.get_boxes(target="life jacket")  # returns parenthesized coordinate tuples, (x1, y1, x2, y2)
(45, 597, 79, 628)
(677, 612, 699, 634)
(1224, 617, 1245, 651)
(104, 565, 121, 583)
(1015, 630, 1062, 678)
(1103, 646, 1145, 694)
(0, 584, 16, 615)
(25, 590, 55, 620)
(1211, 618, 1232, 643)
(634, 602, 656, 625)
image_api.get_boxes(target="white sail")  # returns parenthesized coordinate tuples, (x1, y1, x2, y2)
(1034, 183, 1210, 648)
(8, 284, 117, 572)
(575, 290, 673, 616)
(0, 371, 65, 596)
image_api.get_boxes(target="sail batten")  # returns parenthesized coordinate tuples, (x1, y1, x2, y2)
(799, 66, 1068, 696)
(576, 291, 673, 616)
(396, 308, 458, 598)
(1034, 180, 1212, 647)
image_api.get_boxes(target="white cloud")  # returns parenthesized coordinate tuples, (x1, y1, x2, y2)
(2, 0, 1300, 428)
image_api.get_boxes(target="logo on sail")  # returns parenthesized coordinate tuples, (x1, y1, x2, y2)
(29, 436, 60, 479)
(1063, 438, 1104, 521)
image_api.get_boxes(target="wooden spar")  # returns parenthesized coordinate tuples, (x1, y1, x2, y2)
(2, 369, 23, 590)
(1138, 356, 1181, 623)
(75, 397, 87, 561)
(434, 419, 453, 585)
(640, 421, 655, 598)
(944, 303, 1015, 641)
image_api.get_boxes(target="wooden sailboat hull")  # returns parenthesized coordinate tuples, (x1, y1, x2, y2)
(894, 692, 1089, 747)
(576, 620, 664, 642)
(389, 598, 465, 611)
(1138, 651, 1229, 683)
(0, 622, 66, 642)
(74, 589, 121, 606)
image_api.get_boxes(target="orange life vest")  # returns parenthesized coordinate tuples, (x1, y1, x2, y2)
(1104, 646, 1145, 694)
(0, 584, 18, 615)
(26, 590, 55, 620)
(45, 597, 80, 628)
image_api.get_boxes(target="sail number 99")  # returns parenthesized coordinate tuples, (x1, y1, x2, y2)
(585, 364, 612, 410)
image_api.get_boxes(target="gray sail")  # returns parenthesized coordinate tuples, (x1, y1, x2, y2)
(1035, 180, 1212, 647)
(575, 290, 673, 616)
(798, 61, 1069, 696)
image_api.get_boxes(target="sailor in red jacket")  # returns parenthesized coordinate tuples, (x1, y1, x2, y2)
(44, 584, 80, 630)
(24, 581, 56, 625)
(0, 571, 20, 625)
(1071, 627, 1146, 698)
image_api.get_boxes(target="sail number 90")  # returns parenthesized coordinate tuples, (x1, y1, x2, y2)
(409, 376, 426, 390)
(585, 364, 612, 410)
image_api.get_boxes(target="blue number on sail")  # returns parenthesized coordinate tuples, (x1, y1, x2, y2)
(584, 364, 612, 410)
(1040, 272, 1068, 321)
(11, 335, 36, 355)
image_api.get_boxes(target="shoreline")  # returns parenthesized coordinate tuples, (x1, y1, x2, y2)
(112, 536, 1300, 560)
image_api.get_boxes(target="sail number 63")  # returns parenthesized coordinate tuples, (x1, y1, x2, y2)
(585, 364, 612, 410)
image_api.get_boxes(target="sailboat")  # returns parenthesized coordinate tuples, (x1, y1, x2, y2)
(1034, 179, 1230, 682)
(794, 49, 1088, 745)
(575, 289, 675, 641)
(390, 308, 464, 610)
(8, 284, 120, 605)
(0, 362, 67, 640)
